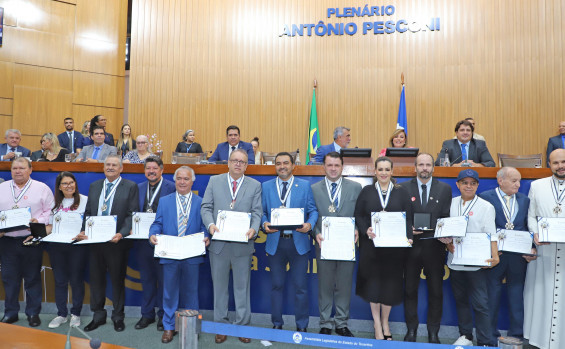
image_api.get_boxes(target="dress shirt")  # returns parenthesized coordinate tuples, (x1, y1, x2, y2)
(228, 143, 239, 158)
(333, 142, 342, 153)
(97, 177, 121, 216)
(457, 140, 470, 160)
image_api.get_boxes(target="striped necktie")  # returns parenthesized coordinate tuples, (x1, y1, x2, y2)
(178, 195, 188, 236)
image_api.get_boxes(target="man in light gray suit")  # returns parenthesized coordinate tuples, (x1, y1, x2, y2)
(201, 149, 262, 344)
(75, 126, 117, 163)
(312, 151, 362, 337)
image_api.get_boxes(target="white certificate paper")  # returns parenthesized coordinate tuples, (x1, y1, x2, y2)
(434, 216, 469, 238)
(76, 215, 117, 244)
(270, 208, 304, 228)
(320, 216, 356, 261)
(127, 212, 157, 239)
(213, 210, 250, 243)
(537, 217, 565, 243)
(451, 232, 492, 267)
(371, 211, 411, 248)
(43, 212, 83, 243)
(153, 233, 206, 260)
(0, 207, 31, 230)
(497, 229, 535, 255)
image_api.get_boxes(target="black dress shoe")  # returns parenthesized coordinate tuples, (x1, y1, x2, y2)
(335, 327, 354, 337)
(273, 325, 283, 330)
(296, 328, 307, 332)
(319, 328, 332, 335)
(27, 315, 41, 327)
(404, 329, 417, 342)
(157, 317, 164, 331)
(1, 316, 18, 324)
(114, 319, 125, 332)
(428, 331, 440, 344)
(134, 317, 155, 329)
(84, 319, 106, 332)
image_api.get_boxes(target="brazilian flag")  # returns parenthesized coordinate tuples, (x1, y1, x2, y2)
(306, 88, 320, 164)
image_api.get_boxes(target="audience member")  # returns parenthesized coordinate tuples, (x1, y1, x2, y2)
(250, 137, 262, 165)
(74, 126, 117, 163)
(314, 127, 351, 163)
(57, 117, 83, 153)
(123, 135, 153, 164)
(546, 121, 565, 166)
(82, 115, 114, 147)
(435, 120, 495, 167)
(453, 117, 486, 142)
(38, 133, 70, 162)
(209, 125, 255, 164)
(116, 124, 136, 158)
(1, 129, 31, 161)
(175, 129, 203, 154)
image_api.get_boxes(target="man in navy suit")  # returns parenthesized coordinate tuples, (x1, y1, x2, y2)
(134, 157, 176, 332)
(149, 166, 209, 343)
(57, 117, 83, 153)
(435, 120, 495, 167)
(313, 126, 351, 163)
(479, 167, 536, 342)
(546, 121, 565, 166)
(0, 129, 31, 161)
(208, 125, 255, 164)
(262, 152, 318, 332)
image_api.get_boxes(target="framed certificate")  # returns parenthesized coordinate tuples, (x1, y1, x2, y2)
(269, 208, 304, 230)
(451, 232, 492, 267)
(320, 216, 356, 261)
(127, 212, 157, 239)
(43, 212, 83, 243)
(497, 229, 535, 255)
(153, 233, 206, 260)
(75, 215, 117, 244)
(371, 211, 411, 248)
(212, 210, 250, 243)
(537, 217, 565, 243)
(434, 216, 468, 238)
(0, 207, 32, 232)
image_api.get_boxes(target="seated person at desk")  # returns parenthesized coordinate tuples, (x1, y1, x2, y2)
(208, 125, 255, 164)
(313, 126, 351, 163)
(175, 129, 203, 154)
(1, 129, 31, 161)
(74, 126, 118, 163)
(251, 137, 262, 165)
(435, 120, 495, 167)
(378, 129, 412, 157)
(37, 133, 70, 162)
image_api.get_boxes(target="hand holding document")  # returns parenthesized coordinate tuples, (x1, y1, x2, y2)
(212, 210, 250, 243)
(537, 217, 565, 243)
(451, 232, 492, 267)
(371, 212, 411, 248)
(127, 212, 157, 239)
(320, 216, 356, 261)
(269, 208, 304, 230)
(434, 216, 468, 238)
(75, 216, 117, 244)
(497, 229, 535, 255)
(0, 207, 32, 231)
(153, 233, 206, 260)
(42, 212, 83, 243)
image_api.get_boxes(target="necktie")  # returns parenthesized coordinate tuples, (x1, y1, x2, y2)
(331, 182, 338, 207)
(281, 181, 288, 206)
(102, 183, 114, 215)
(503, 195, 511, 211)
(92, 146, 101, 160)
(178, 195, 188, 236)
(421, 184, 428, 208)
(232, 180, 237, 194)
(461, 143, 467, 161)
(68, 132, 73, 151)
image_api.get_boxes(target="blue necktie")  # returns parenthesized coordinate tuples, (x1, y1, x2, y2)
(281, 181, 288, 206)
(178, 196, 188, 236)
(92, 146, 101, 160)
(331, 182, 338, 207)
(461, 143, 467, 161)
(102, 183, 113, 215)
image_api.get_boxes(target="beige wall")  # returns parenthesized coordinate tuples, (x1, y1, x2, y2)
(128, 0, 564, 164)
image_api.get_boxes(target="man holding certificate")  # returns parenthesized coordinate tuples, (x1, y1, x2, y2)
(75, 155, 139, 333)
(149, 166, 209, 344)
(262, 152, 318, 332)
(524, 149, 565, 349)
(399, 153, 452, 344)
(311, 151, 361, 337)
(479, 167, 534, 343)
(442, 169, 499, 347)
(134, 156, 175, 331)
(0, 157, 54, 327)
(200, 149, 262, 344)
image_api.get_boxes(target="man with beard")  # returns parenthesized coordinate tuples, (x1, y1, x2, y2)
(57, 117, 83, 153)
(546, 121, 565, 166)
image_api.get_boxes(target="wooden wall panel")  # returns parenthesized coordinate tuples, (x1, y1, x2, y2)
(73, 71, 125, 108)
(0, 0, 18, 26)
(0, 62, 14, 98)
(129, 0, 565, 164)
(0, 98, 13, 116)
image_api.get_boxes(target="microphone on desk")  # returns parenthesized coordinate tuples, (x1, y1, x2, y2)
(64, 323, 102, 349)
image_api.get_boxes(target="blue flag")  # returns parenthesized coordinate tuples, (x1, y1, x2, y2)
(396, 85, 407, 134)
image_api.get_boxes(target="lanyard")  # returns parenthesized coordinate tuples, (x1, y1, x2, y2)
(146, 178, 163, 211)
(186, 143, 193, 152)
(325, 177, 342, 206)
(103, 177, 122, 206)
(276, 176, 294, 207)
(458, 196, 478, 216)
(496, 188, 516, 225)
(227, 174, 245, 208)
(11, 179, 32, 208)
(375, 181, 393, 211)
(176, 192, 193, 218)
(551, 177, 565, 206)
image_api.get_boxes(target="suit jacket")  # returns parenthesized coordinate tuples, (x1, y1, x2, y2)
(0, 144, 31, 161)
(479, 189, 529, 231)
(208, 141, 255, 164)
(311, 177, 362, 237)
(547, 135, 563, 166)
(175, 142, 203, 154)
(82, 177, 139, 237)
(261, 177, 319, 256)
(30, 150, 44, 161)
(74, 143, 117, 162)
(57, 131, 83, 153)
(201, 173, 262, 256)
(399, 177, 453, 239)
(435, 138, 495, 167)
(313, 143, 337, 163)
(138, 178, 176, 212)
(149, 192, 208, 264)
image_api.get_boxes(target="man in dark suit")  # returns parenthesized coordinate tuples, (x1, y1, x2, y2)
(134, 156, 175, 331)
(313, 126, 351, 163)
(57, 117, 83, 153)
(546, 121, 565, 166)
(0, 129, 31, 161)
(435, 120, 495, 167)
(75, 155, 139, 332)
(208, 125, 255, 164)
(311, 152, 361, 337)
(479, 167, 535, 343)
(262, 152, 318, 332)
(400, 153, 452, 343)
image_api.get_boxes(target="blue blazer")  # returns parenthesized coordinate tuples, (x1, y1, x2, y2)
(57, 131, 83, 153)
(208, 141, 255, 164)
(261, 177, 318, 256)
(479, 189, 529, 231)
(313, 143, 337, 163)
(0, 144, 31, 161)
(138, 179, 176, 212)
(149, 192, 208, 264)
(547, 135, 564, 166)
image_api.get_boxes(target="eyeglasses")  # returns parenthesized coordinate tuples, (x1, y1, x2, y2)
(137, 141, 148, 145)
(60, 181, 75, 187)
(229, 160, 247, 165)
